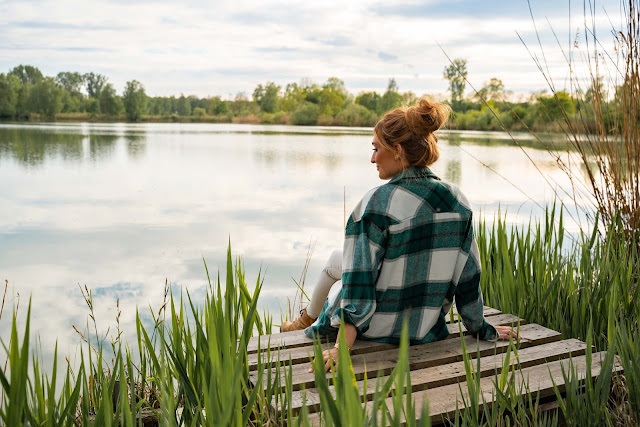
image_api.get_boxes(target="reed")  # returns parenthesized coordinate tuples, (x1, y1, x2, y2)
(0, 220, 638, 425)
(523, 0, 640, 240)
(478, 208, 639, 351)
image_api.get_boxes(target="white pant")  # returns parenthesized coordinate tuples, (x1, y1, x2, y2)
(307, 249, 342, 318)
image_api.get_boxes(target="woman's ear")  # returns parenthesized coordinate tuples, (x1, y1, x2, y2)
(394, 144, 404, 160)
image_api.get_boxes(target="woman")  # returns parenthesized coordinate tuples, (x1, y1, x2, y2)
(281, 98, 516, 372)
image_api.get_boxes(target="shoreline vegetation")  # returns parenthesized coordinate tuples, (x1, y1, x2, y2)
(0, 62, 618, 134)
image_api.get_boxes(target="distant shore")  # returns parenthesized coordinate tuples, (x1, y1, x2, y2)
(1, 112, 271, 125)
(1, 112, 570, 133)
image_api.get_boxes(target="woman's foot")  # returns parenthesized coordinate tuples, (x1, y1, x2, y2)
(281, 308, 316, 332)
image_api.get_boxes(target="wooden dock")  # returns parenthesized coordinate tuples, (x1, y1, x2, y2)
(247, 306, 622, 424)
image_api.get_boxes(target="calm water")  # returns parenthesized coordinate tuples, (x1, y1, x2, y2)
(0, 122, 581, 362)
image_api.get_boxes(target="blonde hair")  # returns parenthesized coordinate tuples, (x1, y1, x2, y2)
(374, 98, 451, 167)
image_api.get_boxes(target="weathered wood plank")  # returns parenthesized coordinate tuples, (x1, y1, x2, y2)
(287, 338, 586, 414)
(252, 323, 560, 395)
(307, 351, 622, 426)
(248, 313, 525, 371)
(248, 306, 502, 354)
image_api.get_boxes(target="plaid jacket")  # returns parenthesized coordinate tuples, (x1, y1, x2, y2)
(306, 166, 497, 344)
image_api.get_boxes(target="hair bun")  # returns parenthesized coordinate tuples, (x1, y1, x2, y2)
(404, 98, 450, 137)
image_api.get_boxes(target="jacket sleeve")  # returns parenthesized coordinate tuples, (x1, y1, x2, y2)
(453, 217, 498, 342)
(333, 210, 387, 333)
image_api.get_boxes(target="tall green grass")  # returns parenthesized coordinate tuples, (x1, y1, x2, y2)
(478, 208, 639, 350)
(0, 214, 638, 425)
(478, 207, 639, 424)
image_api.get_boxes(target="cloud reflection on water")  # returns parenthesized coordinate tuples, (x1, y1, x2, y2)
(0, 123, 586, 372)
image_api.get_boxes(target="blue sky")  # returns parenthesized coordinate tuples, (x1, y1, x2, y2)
(0, 0, 624, 98)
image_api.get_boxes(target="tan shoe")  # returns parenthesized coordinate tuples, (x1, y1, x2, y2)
(280, 308, 316, 332)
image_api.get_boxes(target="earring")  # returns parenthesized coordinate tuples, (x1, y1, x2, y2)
(394, 154, 400, 160)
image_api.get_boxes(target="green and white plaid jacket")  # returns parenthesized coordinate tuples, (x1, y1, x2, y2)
(306, 166, 498, 344)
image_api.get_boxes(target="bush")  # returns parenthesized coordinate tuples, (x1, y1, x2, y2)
(192, 107, 206, 117)
(316, 114, 334, 126)
(290, 102, 321, 125)
(334, 103, 378, 127)
(274, 111, 289, 124)
(258, 112, 276, 124)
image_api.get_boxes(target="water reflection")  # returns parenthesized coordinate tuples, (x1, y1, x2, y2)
(88, 133, 119, 161)
(444, 159, 461, 185)
(126, 134, 146, 160)
(441, 130, 570, 151)
(324, 153, 341, 171)
(0, 125, 148, 168)
(252, 144, 344, 173)
(0, 127, 84, 167)
(0, 122, 593, 379)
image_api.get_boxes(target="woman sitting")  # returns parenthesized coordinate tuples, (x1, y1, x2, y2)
(281, 98, 516, 371)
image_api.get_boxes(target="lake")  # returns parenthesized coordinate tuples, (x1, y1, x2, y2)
(0, 122, 583, 362)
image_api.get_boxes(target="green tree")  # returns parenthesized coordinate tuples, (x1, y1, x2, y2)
(230, 93, 254, 116)
(253, 82, 280, 113)
(443, 58, 468, 108)
(9, 65, 43, 85)
(301, 81, 322, 105)
(356, 91, 381, 112)
(188, 95, 207, 111)
(0, 73, 20, 118)
(55, 72, 84, 93)
(536, 91, 575, 122)
(28, 77, 63, 118)
(207, 96, 230, 115)
(319, 77, 347, 116)
(99, 83, 123, 116)
(122, 80, 147, 122)
(475, 78, 505, 103)
(584, 76, 607, 104)
(59, 91, 84, 113)
(15, 84, 31, 118)
(177, 94, 192, 116)
(85, 97, 100, 114)
(379, 78, 404, 113)
(57, 72, 86, 113)
(280, 83, 306, 113)
(147, 96, 174, 115)
(84, 72, 108, 99)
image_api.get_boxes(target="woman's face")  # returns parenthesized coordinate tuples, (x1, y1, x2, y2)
(371, 135, 403, 180)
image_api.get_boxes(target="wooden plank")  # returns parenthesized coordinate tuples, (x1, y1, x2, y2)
(449, 305, 501, 319)
(287, 338, 586, 414)
(307, 351, 622, 426)
(248, 305, 502, 354)
(252, 323, 560, 395)
(410, 351, 621, 425)
(248, 313, 525, 371)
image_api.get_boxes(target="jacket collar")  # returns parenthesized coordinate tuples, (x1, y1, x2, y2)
(389, 166, 440, 184)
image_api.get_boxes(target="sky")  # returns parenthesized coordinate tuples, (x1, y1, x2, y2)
(0, 0, 625, 99)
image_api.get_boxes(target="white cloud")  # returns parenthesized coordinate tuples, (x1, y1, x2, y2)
(0, 0, 625, 97)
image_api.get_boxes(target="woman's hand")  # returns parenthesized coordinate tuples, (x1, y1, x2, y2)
(495, 325, 520, 341)
(309, 347, 340, 373)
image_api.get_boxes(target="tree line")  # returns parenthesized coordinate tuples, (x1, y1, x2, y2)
(0, 62, 621, 132)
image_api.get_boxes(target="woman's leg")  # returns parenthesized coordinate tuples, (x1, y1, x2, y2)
(306, 249, 342, 318)
(281, 249, 343, 332)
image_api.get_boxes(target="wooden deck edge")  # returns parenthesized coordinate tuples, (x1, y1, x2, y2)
(247, 313, 528, 371)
